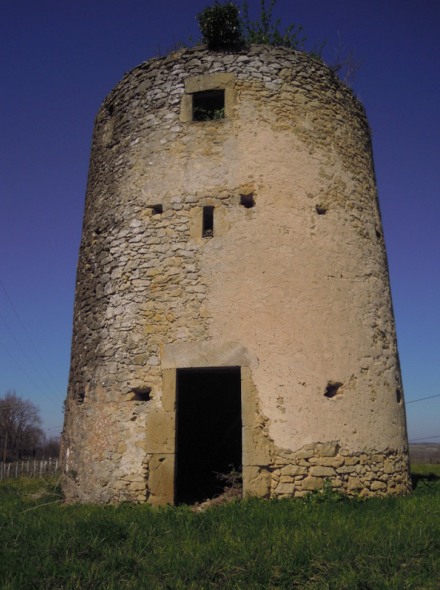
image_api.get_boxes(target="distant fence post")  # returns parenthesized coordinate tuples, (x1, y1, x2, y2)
(0, 459, 60, 480)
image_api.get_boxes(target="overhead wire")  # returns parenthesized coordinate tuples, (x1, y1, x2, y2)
(0, 279, 61, 396)
(405, 393, 440, 442)
(0, 280, 61, 406)
(0, 322, 60, 406)
(406, 393, 440, 404)
(410, 434, 440, 442)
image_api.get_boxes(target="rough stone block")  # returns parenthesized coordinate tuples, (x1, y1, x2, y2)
(243, 465, 271, 498)
(146, 411, 175, 453)
(241, 375, 259, 428)
(293, 448, 314, 459)
(309, 456, 344, 468)
(347, 476, 362, 490)
(316, 442, 339, 457)
(161, 369, 176, 412)
(383, 459, 396, 474)
(148, 453, 174, 505)
(281, 464, 308, 477)
(243, 425, 272, 465)
(274, 481, 295, 495)
(301, 477, 323, 491)
(344, 456, 360, 466)
(310, 466, 336, 477)
(336, 465, 357, 475)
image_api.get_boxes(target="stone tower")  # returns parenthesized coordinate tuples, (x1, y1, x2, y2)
(62, 45, 411, 504)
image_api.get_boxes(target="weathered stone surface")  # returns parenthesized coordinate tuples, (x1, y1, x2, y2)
(347, 477, 363, 490)
(281, 465, 308, 477)
(274, 481, 296, 495)
(293, 449, 314, 460)
(310, 466, 336, 478)
(61, 44, 411, 504)
(243, 465, 271, 498)
(309, 456, 345, 468)
(345, 456, 360, 466)
(302, 477, 324, 491)
(316, 443, 340, 458)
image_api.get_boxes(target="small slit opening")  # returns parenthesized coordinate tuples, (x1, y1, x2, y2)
(203, 206, 214, 238)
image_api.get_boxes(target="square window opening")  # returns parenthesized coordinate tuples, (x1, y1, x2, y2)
(193, 90, 225, 121)
(240, 193, 255, 208)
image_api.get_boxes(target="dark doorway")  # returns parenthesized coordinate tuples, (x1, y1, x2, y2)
(175, 366, 242, 504)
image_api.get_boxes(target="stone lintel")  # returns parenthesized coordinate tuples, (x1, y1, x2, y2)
(160, 341, 257, 370)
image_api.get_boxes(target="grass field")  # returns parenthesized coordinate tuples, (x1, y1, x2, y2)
(0, 465, 439, 589)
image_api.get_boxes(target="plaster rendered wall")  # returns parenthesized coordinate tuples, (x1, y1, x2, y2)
(62, 45, 410, 504)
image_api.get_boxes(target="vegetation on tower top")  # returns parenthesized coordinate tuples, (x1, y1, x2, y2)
(197, 0, 306, 51)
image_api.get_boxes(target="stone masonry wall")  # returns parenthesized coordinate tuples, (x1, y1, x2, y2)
(62, 45, 410, 503)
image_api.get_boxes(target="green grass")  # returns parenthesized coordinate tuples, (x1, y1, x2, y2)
(0, 466, 439, 589)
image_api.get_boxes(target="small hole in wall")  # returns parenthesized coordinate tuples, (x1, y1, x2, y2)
(240, 193, 255, 208)
(77, 392, 85, 404)
(396, 389, 402, 404)
(148, 204, 163, 215)
(324, 381, 343, 398)
(316, 204, 327, 215)
(131, 387, 152, 401)
(106, 104, 114, 117)
(375, 229, 382, 240)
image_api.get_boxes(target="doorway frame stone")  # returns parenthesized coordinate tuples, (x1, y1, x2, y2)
(146, 341, 272, 505)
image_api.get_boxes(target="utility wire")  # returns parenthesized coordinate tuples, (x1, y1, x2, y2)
(0, 338, 59, 406)
(410, 434, 440, 441)
(0, 278, 61, 396)
(406, 393, 440, 404)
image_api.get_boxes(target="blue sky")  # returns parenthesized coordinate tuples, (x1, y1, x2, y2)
(1, 0, 439, 442)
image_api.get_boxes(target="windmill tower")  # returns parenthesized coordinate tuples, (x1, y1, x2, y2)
(62, 46, 411, 504)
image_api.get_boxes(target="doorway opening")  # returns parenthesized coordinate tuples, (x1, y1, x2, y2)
(175, 366, 242, 504)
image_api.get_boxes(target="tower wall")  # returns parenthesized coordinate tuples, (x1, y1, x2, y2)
(62, 46, 410, 503)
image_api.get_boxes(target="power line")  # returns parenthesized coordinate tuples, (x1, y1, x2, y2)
(0, 339, 59, 407)
(0, 278, 61, 397)
(410, 434, 440, 442)
(406, 393, 440, 404)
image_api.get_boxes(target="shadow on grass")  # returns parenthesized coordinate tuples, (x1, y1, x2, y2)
(411, 471, 440, 490)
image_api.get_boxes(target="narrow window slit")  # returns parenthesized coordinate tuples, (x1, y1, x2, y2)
(316, 204, 327, 215)
(203, 206, 214, 238)
(396, 389, 402, 404)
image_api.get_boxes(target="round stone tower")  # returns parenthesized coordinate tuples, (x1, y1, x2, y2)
(62, 45, 410, 504)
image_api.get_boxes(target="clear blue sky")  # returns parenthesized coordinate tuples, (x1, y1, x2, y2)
(1, 0, 439, 442)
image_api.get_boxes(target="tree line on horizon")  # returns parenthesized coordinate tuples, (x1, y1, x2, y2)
(0, 391, 60, 462)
